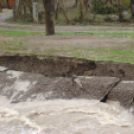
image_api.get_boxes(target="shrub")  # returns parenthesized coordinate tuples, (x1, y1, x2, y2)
(92, 0, 130, 14)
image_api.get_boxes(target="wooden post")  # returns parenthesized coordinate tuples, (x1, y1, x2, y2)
(32, 0, 38, 23)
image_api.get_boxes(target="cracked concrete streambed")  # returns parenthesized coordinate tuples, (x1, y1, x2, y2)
(1, 55, 134, 134)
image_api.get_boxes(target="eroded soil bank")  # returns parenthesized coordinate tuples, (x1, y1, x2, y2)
(0, 54, 134, 80)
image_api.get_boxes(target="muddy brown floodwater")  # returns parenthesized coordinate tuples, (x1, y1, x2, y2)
(1, 99, 134, 134)
(1, 55, 134, 134)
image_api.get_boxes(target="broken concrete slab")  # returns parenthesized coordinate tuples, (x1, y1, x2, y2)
(107, 81, 134, 108)
(77, 76, 119, 101)
(0, 70, 119, 103)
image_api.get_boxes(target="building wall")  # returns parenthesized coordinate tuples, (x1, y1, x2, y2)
(0, 0, 15, 8)
(8, 0, 15, 8)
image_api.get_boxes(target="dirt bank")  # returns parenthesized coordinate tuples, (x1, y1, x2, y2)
(0, 55, 134, 80)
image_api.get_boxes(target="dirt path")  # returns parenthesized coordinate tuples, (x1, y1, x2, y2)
(0, 9, 13, 24)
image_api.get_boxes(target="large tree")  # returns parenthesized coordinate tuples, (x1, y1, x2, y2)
(42, 0, 55, 35)
(131, 0, 134, 19)
(118, 0, 123, 21)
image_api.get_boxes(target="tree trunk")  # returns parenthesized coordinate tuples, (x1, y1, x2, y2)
(76, 0, 78, 5)
(131, 0, 134, 19)
(55, 0, 59, 20)
(84, 0, 90, 11)
(14, 0, 20, 21)
(24, 2, 27, 21)
(118, 0, 123, 21)
(79, 0, 84, 23)
(51, 0, 55, 12)
(0, 1, 2, 12)
(42, 0, 55, 35)
(61, 0, 70, 24)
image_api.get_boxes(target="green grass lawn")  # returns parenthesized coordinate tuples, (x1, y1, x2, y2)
(0, 30, 44, 37)
(0, 30, 134, 64)
(0, 30, 133, 37)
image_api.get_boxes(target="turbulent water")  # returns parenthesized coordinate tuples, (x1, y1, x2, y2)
(0, 97, 134, 134)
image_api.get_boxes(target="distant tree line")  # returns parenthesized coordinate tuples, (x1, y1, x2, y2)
(13, 0, 134, 35)
(92, 0, 134, 21)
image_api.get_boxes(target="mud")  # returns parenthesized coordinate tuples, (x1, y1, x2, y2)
(0, 55, 134, 80)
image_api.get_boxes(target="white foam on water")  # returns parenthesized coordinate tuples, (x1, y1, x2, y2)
(17, 116, 44, 132)
(0, 108, 19, 117)
(0, 107, 44, 134)
(0, 99, 134, 134)
(66, 107, 131, 127)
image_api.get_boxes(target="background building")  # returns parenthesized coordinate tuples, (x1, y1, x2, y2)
(0, 0, 15, 8)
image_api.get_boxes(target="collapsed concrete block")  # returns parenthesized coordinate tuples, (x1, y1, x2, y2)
(107, 81, 134, 108)
(0, 70, 119, 103)
(74, 76, 119, 101)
